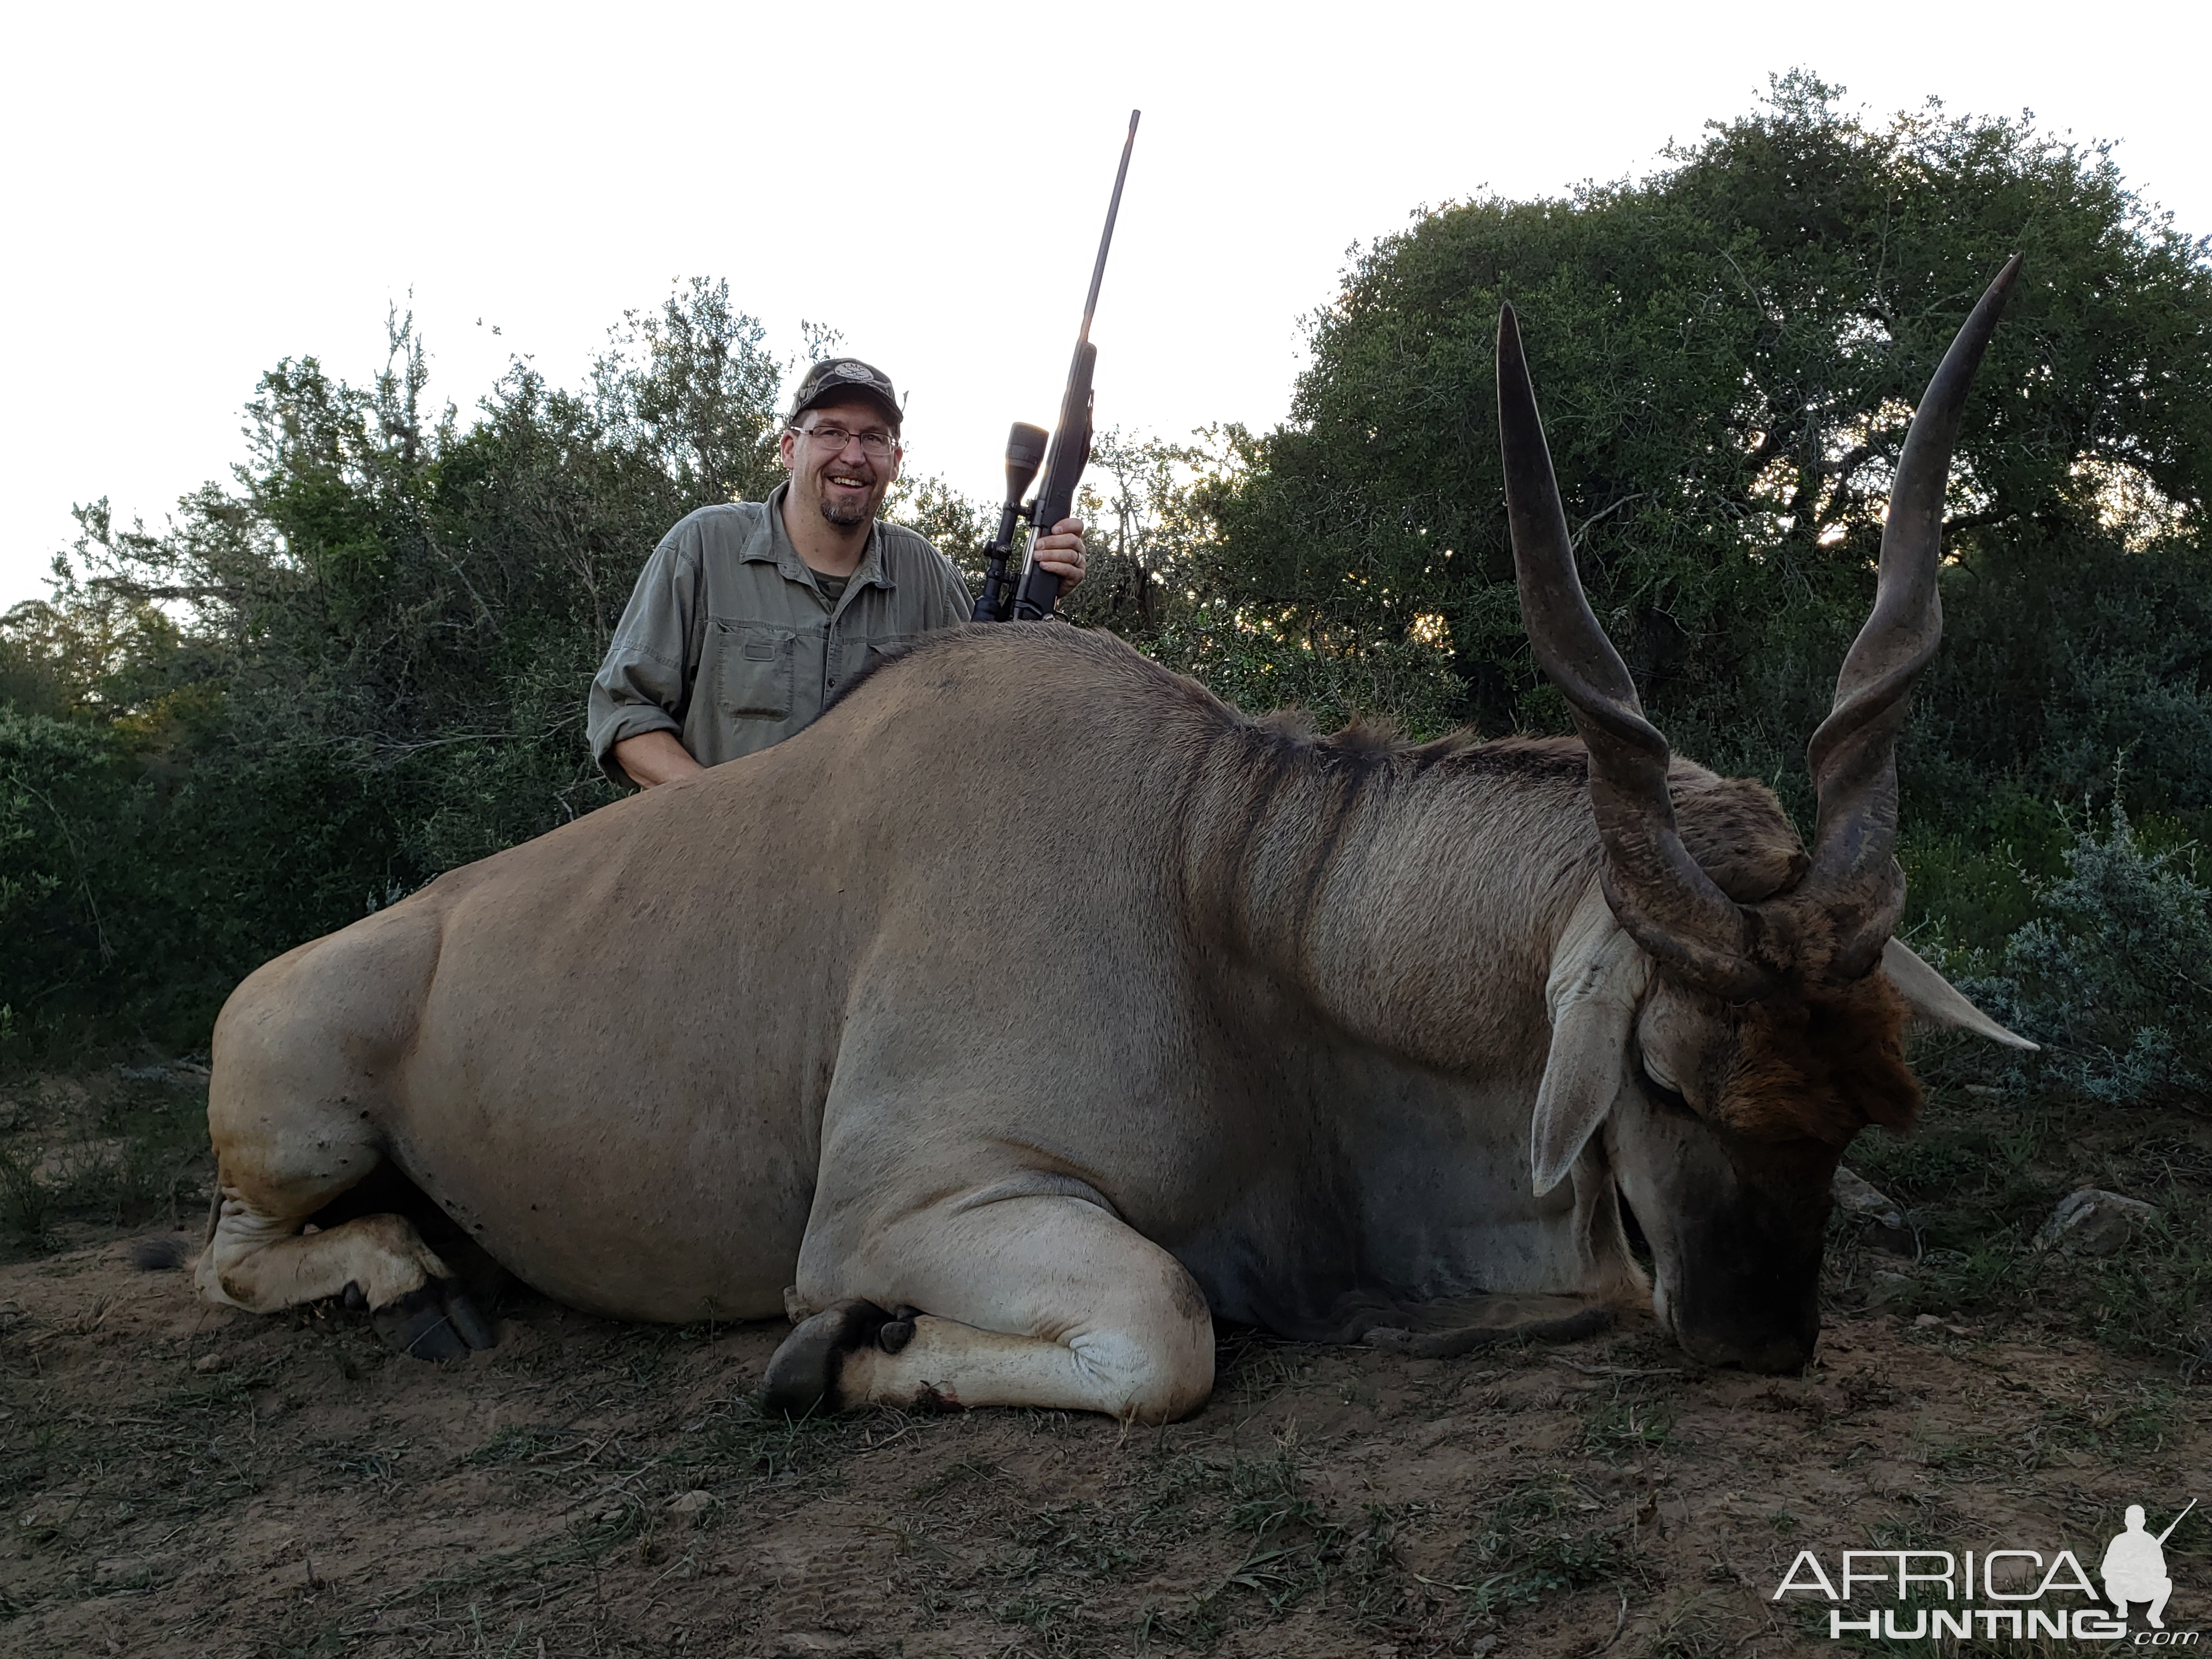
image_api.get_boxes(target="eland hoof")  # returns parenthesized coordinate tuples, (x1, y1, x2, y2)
(371, 1278, 497, 1361)
(761, 1297, 893, 1416)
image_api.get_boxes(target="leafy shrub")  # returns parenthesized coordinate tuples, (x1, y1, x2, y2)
(1966, 806, 2212, 1103)
(1149, 609, 1464, 740)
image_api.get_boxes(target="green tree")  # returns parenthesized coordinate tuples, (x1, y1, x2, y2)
(1212, 72, 2212, 815)
(0, 276, 1064, 1052)
(1, 281, 794, 1049)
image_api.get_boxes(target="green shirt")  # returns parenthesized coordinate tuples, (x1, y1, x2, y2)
(587, 484, 974, 781)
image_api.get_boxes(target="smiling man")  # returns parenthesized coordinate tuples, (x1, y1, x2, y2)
(587, 357, 1087, 787)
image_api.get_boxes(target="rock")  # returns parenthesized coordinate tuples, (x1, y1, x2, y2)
(2035, 1189, 2158, 1256)
(1832, 1166, 1904, 1227)
(1832, 1165, 1915, 1254)
(193, 1352, 228, 1374)
(1913, 1313, 1943, 1328)
(667, 1489, 715, 1524)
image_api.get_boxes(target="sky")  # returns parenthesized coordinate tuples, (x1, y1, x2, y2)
(2, 0, 2207, 608)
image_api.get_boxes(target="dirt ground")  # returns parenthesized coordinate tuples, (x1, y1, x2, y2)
(4, 1219, 2205, 1658)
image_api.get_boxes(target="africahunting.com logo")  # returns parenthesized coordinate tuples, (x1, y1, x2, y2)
(1773, 1500, 2198, 1643)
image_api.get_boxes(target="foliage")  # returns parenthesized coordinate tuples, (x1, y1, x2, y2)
(1, 282, 845, 1051)
(1964, 806, 2212, 1103)
(1838, 803, 2212, 1380)
(1211, 72, 2212, 825)
(1066, 427, 1465, 737)
(0, 1063, 212, 1257)
(7, 74, 2212, 1064)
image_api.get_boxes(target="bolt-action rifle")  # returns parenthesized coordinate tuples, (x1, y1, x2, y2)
(972, 110, 1140, 623)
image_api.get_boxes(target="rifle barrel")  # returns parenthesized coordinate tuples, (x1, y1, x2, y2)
(1079, 110, 1141, 343)
(2155, 1498, 2197, 1545)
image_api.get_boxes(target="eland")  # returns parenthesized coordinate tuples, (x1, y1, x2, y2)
(193, 261, 2028, 1420)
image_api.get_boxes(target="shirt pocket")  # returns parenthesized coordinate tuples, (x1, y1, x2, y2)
(830, 630, 915, 692)
(708, 619, 796, 719)
(862, 631, 915, 666)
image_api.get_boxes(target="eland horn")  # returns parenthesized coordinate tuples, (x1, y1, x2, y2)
(1793, 256, 2022, 981)
(1497, 303, 1764, 998)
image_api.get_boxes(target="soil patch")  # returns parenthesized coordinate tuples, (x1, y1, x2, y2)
(4, 1235, 2205, 1656)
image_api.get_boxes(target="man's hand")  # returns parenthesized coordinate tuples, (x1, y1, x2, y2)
(1033, 517, 1087, 593)
(613, 730, 706, 788)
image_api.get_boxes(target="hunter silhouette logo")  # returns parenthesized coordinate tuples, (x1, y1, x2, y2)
(1774, 1499, 2200, 1642)
(2106, 1502, 2193, 1630)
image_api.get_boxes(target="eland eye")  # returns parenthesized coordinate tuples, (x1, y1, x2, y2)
(1637, 1056, 1693, 1116)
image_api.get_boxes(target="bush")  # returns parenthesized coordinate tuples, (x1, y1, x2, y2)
(1965, 805, 2212, 1103)
(0, 284, 794, 1051)
(1148, 608, 1463, 740)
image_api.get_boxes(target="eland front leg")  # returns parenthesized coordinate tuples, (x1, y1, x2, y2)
(764, 1194, 1215, 1424)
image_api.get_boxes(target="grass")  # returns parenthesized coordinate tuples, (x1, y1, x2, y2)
(2, 1359, 287, 1555)
(1577, 1383, 1674, 1463)
(0, 1060, 212, 1258)
(1647, 1594, 1729, 1659)
(464, 1422, 589, 1467)
(0, 1141, 53, 1244)
(1, 1330, 896, 1651)
(2, 1281, 2196, 1656)
(1397, 1474, 1637, 1635)
(1475, 1479, 1626, 1602)
(1832, 1081, 2212, 1380)
(315, 1435, 409, 1487)
(686, 1393, 867, 1485)
(951, 1427, 1420, 1650)
(1211, 1328, 1318, 1407)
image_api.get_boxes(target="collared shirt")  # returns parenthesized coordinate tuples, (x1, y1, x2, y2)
(586, 484, 974, 781)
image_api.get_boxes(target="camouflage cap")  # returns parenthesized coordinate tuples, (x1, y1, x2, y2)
(788, 357, 902, 432)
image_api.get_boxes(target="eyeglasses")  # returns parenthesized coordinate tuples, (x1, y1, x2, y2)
(792, 424, 898, 459)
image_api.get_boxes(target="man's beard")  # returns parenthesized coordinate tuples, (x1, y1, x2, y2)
(817, 490, 873, 528)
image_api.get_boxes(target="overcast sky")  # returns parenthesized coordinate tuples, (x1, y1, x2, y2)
(3, 0, 2205, 607)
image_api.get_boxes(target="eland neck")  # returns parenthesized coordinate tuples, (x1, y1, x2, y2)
(1182, 728, 1603, 1079)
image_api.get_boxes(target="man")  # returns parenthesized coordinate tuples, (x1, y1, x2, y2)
(2101, 1504, 2176, 1628)
(588, 357, 1087, 787)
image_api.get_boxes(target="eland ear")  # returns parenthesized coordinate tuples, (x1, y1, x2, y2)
(1532, 898, 1650, 1195)
(1880, 937, 2038, 1051)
